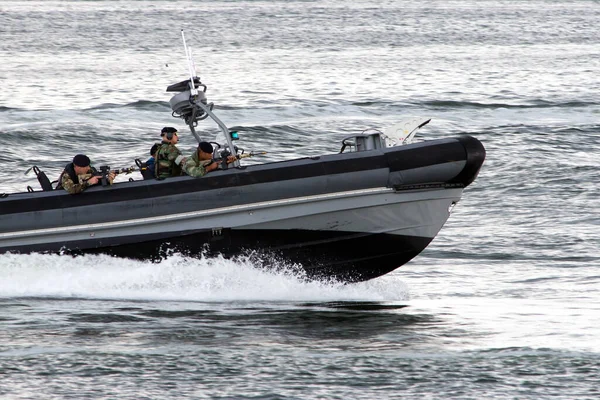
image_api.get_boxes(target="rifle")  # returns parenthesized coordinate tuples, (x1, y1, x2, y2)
(236, 151, 268, 160)
(214, 150, 268, 169)
(92, 165, 140, 186)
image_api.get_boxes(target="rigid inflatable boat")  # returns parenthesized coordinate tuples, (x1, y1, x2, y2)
(0, 36, 485, 282)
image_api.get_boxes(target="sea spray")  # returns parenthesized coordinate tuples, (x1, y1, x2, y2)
(0, 252, 410, 302)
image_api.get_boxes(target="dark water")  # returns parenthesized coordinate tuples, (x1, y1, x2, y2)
(1, 1, 599, 398)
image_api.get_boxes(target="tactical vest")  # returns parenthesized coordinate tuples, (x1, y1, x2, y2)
(56, 163, 98, 190)
(155, 142, 182, 179)
(55, 163, 78, 190)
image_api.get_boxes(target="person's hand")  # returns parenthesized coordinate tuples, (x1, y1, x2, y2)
(87, 176, 100, 186)
(226, 155, 237, 164)
(108, 172, 116, 184)
(207, 161, 219, 172)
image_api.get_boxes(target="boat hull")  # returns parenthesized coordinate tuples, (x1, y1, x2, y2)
(0, 135, 485, 282)
(2, 186, 461, 282)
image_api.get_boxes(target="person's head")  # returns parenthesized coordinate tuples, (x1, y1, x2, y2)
(197, 142, 214, 160)
(150, 143, 159, 158)
(72, 154, 91, 175)
(161, 127, 178, 144)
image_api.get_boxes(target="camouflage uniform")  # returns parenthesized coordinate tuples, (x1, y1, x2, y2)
(57, 163, 96, 194)
(155, 142, 183, 179)
(181, 151, 213, 177)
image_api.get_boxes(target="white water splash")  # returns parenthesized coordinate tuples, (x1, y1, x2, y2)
(0, 252, 409, 302)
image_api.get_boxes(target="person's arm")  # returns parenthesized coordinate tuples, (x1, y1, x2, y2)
(167, 146, 182, 162)
(61, 173, 95, 194)
(181, 157, 212, 177)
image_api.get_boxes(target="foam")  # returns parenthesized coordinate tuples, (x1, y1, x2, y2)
(0, 252, 409, 302)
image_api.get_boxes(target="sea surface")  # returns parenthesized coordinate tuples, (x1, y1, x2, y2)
(1, 1, 599, 399)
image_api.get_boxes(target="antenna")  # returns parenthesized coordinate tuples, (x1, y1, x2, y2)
(170, 31, 239, 166)
(181, 30, 198, 96)
(189, 47, 198, 78)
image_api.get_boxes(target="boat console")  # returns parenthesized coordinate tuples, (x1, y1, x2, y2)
(340, 131, 385, 153)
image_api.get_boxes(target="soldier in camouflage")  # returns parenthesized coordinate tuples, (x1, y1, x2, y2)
(155, 127, 184, 179)
(56, 154, 115, 194)
(181, 142, 237, 177)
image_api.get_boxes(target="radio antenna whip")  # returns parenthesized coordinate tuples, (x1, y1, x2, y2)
(181, 30, 198, 96)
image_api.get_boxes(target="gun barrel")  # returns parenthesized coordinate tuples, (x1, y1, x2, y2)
(113, 166, 138, 175)
(237, 151, 267, 160)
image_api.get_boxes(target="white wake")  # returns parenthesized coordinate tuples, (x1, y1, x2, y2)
(0, 252, 409, 302)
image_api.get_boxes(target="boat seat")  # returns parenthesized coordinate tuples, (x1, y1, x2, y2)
(33, 166, 54, 191)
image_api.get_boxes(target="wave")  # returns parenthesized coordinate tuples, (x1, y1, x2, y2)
(0, 101, 268, 117)
(30, 101, 314, 113)
(235, 124, 308, 135)
(84, 100, 171, 111)
(0, 252, 409, 302)
(417, 99, 599, 109)
(6, 97, 594, 115)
